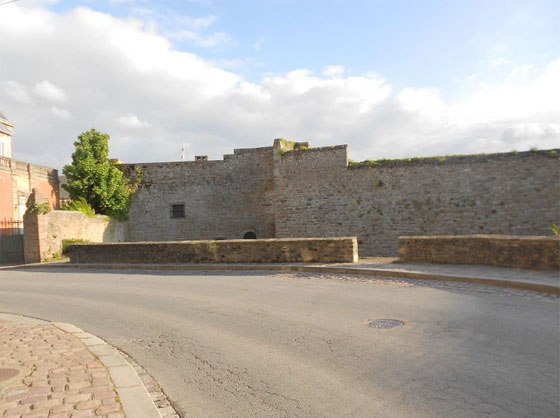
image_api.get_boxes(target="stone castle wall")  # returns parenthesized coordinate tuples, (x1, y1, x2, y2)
(124, 141, 560, 256)
(125, 146, 276, 241)
(274, 146, 560, 255)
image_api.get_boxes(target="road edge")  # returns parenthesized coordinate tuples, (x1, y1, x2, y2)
(13, 261, 559, 296)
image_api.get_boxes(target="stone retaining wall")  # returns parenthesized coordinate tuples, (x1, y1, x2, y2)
(24, 211, 126, 263)
(398, 235, 560, 270)
(69, 237, 358, 264)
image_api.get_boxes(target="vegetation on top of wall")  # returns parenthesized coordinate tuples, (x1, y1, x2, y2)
(552, 224, 560, 236)
(279, 138, 296, 147)
(348, 153, 491, 167)
(62, 128, 140, 221)
(345, 148, 560, 167)
(61, 197, 96, 218)
(26, 201, 50, 215)
(61, 238, 91, 255)
(279, 138, 310, 154)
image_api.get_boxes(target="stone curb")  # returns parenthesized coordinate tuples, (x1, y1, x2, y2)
(15, 261, 559, 296)
(52, 322, 164, 418)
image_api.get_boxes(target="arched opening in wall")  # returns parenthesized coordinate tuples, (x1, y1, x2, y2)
(243, 231, 257, 239)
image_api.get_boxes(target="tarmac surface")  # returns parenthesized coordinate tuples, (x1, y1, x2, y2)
(0, 267, 558, 418)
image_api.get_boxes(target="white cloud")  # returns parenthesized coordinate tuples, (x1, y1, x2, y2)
(253, 37, 264, 50)
(128, 8, 230, 49)
(490, 57, 511, 68)
(214, 57, 263, 70)
(176, 14, 216, 31)
(0, 3, 558, 170)
(323, 65, 345, 78)
(50, 106, 71, 118)
(108, 0, 138, 4)
(169, 29, 234, 48)
(2, 81, 33, 104)
(117, 114, 150, 128)
(33, 80, 67, 102)
(464, 72, 480, 83)
(397, 88, 445, 121)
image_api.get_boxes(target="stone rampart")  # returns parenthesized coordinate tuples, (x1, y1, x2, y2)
(274, 147, 560, 255)
(398, 235, 560, 270)
(23, 211, 126, 263)
(68, 237, 358, 264)
(122, 140, 559, 257)
(124, 146, 275, 242)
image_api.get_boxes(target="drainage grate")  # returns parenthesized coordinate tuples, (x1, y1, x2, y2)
(364, 319, 404, 329)
(0, 368, 19, 382)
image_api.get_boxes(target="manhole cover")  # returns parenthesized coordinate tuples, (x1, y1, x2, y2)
(364, 319, 404, 329)
(0, 368, 19, 382)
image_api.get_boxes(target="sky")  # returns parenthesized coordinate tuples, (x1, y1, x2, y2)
(0, 0, 559, 169)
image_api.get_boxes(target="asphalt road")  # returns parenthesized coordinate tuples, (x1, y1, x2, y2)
(0, 268, 558, 418)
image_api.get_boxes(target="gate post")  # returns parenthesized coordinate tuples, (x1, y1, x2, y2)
(23, 212, 40, 263)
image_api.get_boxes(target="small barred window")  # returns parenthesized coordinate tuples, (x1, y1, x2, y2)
(170, 204, 185, 219)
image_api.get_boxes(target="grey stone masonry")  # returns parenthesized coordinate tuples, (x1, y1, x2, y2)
(125, 146, 275, 242)
(122, 140, 560, 256)
(69, 237, 359, 264)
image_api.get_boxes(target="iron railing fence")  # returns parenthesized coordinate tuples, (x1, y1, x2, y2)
(0, 218, 24, 236)
(0, 218, 24, 264)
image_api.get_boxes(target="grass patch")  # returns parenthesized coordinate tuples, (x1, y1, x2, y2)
(44, 252, 63, 262)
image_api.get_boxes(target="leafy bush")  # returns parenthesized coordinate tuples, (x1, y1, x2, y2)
(61, 239, 91, 255)
(552, 224, 560, 236)
(26, 201, 50, 215)
(62, 197, 96, 218)
(63, 129, 134, 221)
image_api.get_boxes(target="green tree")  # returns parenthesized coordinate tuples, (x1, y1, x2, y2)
(62, 129, 132, 220)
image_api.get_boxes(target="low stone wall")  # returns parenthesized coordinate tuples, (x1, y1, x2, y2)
(24, 211, 126, 263)
(69, 237, 358, 264)
(398, 235, 560, 270)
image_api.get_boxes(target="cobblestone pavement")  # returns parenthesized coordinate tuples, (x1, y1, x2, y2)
(0, 321, 123, 418)
(272, 272, 559, 300)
